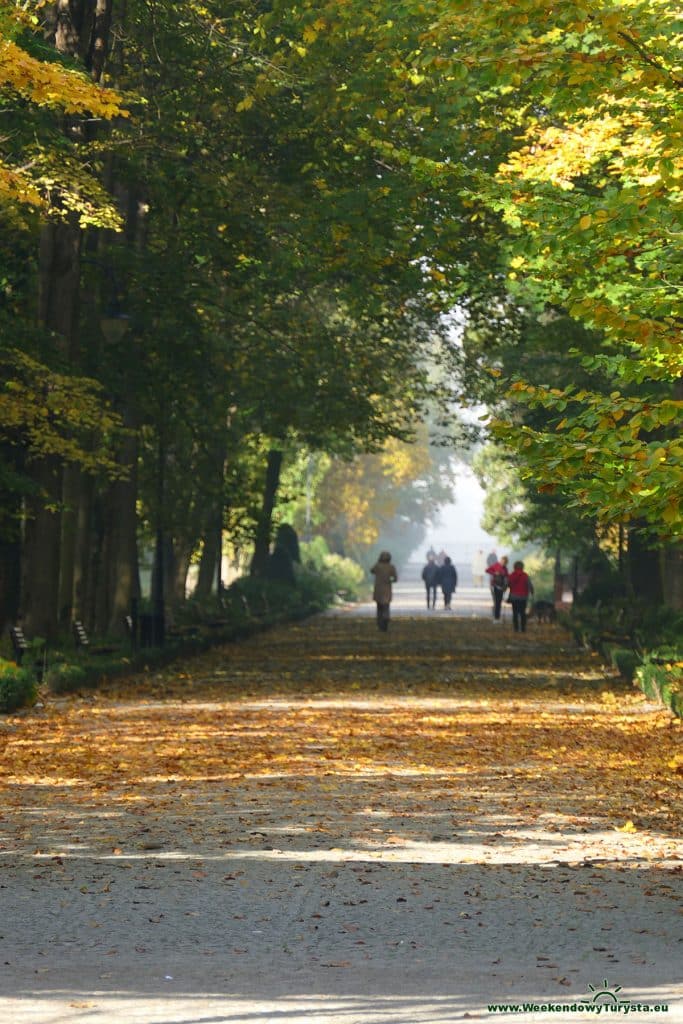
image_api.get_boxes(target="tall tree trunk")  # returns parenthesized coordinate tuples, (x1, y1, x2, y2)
(663, 543, 683, 610)
(250, 449, 283, 577)
(0, 533, 21, 637)
(23, 220, 82, 637)
(195, 446, 225, 598)
(73, 472, 95, 626)
(628, 526, 664, 606)
(23, 3, 116, 637)
(172, 540, 194, 606)
(0, 445, 23, 633)
(105, 426, 140, 636)
(22, 458, 62, 640)
(196, 517, 221, 599)
(58, 464, 81, 628)
(48, 0, 114, 74)
(91, 494, 110, 634)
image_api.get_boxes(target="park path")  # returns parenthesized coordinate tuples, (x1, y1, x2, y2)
(1, 594, 682, 1023)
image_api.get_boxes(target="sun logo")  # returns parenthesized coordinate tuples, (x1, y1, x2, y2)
(582, 979, 630, 1008)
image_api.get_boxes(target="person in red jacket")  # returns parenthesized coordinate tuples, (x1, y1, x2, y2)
(485, 555, 509, 622)
(507, 560, 534, 633)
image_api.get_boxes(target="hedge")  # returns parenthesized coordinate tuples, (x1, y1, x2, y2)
(0, 661, 37, 712)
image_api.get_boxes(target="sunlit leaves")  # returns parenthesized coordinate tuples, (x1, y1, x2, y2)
(0, 38, 124, 116)
(0, 349, 124, 474)
(0, 9, 127, 221)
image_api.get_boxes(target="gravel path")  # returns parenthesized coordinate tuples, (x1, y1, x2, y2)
(1, 599, 681, 1023)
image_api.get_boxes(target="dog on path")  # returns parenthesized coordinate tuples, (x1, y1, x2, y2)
(532, 600, 556, 624)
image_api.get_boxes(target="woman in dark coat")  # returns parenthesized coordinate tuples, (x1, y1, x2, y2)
(439, 556, 458, 609)
(370, 551, 398, 631)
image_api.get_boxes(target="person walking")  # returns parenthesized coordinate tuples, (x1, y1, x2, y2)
(371, 551, 398, 631)
(486, 555, 509, 623)
(439, 556, 458, 609)
(507, 560, 534, 633)
(421, 554, 440, 609)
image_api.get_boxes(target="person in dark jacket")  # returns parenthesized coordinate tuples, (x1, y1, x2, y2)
(421, 554, 440, 609)
(486, 555, 509, 622)
(439, 556, 458, 609)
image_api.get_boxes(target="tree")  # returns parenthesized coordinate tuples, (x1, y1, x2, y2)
(280, 424, 458, 567)
(419, 1, 682, 538)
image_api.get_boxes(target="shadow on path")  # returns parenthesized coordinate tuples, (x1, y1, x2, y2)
(1, 612, 681, 1022)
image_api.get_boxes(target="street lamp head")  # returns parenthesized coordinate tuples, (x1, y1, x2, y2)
(100, 306, 131, 345)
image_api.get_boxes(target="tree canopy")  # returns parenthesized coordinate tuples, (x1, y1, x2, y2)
(0, 0, 681, 637)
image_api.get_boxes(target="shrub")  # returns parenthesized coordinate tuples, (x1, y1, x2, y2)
(0, 660, 37, 712)
(609, 646, 641, 682)
(293, 564, 337, 613)
(636, 649, 683, 718)
(320, 552, 366, 601)
(300, 538, 366, 602)
(46, 661, 89, 694)
(300, 536, 331, 572)
(228, 575, 286, 617)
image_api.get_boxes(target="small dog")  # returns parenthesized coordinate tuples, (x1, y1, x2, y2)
(532, 600, 557, 623)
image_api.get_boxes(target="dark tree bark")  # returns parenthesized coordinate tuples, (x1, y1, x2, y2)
(195, 451, 226, 599)
(22, 2, 117, 638)
(23, 215, 82, 638)
(105, 426, 141, 635)
(72, 471, 95, 626)
(0, 445, 24, 633)
(196, 524, 220, 602)
(628, 526, 664, 606)
(48, 0, 114, 72)
(22, 458, 63, 639)
(663, 543, 683, 610)
(250, 449, 284, 577)
(171, 540, 194, 607)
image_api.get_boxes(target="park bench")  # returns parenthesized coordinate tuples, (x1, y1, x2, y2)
(166, 624, 201, 640)
(9, 624, 28, 665)
(72, 620, 117, 656)
(9, 624, 47, 681)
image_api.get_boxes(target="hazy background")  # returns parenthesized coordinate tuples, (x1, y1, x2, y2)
(406, 464, 503, 582)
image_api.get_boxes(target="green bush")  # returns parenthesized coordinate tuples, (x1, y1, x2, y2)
(300, 536, 331, 572)
(608, 646, 641, 682)
(228, 575, 287, 617)
(320, 552, 366, 601)
(300, 538, 366, 602)
(293, 564, 338, 613)
(522, 553, 555, 603)
(46, 661, 89, 694)
(635, 648, 683, 717)
(0, 660, 37, 712)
